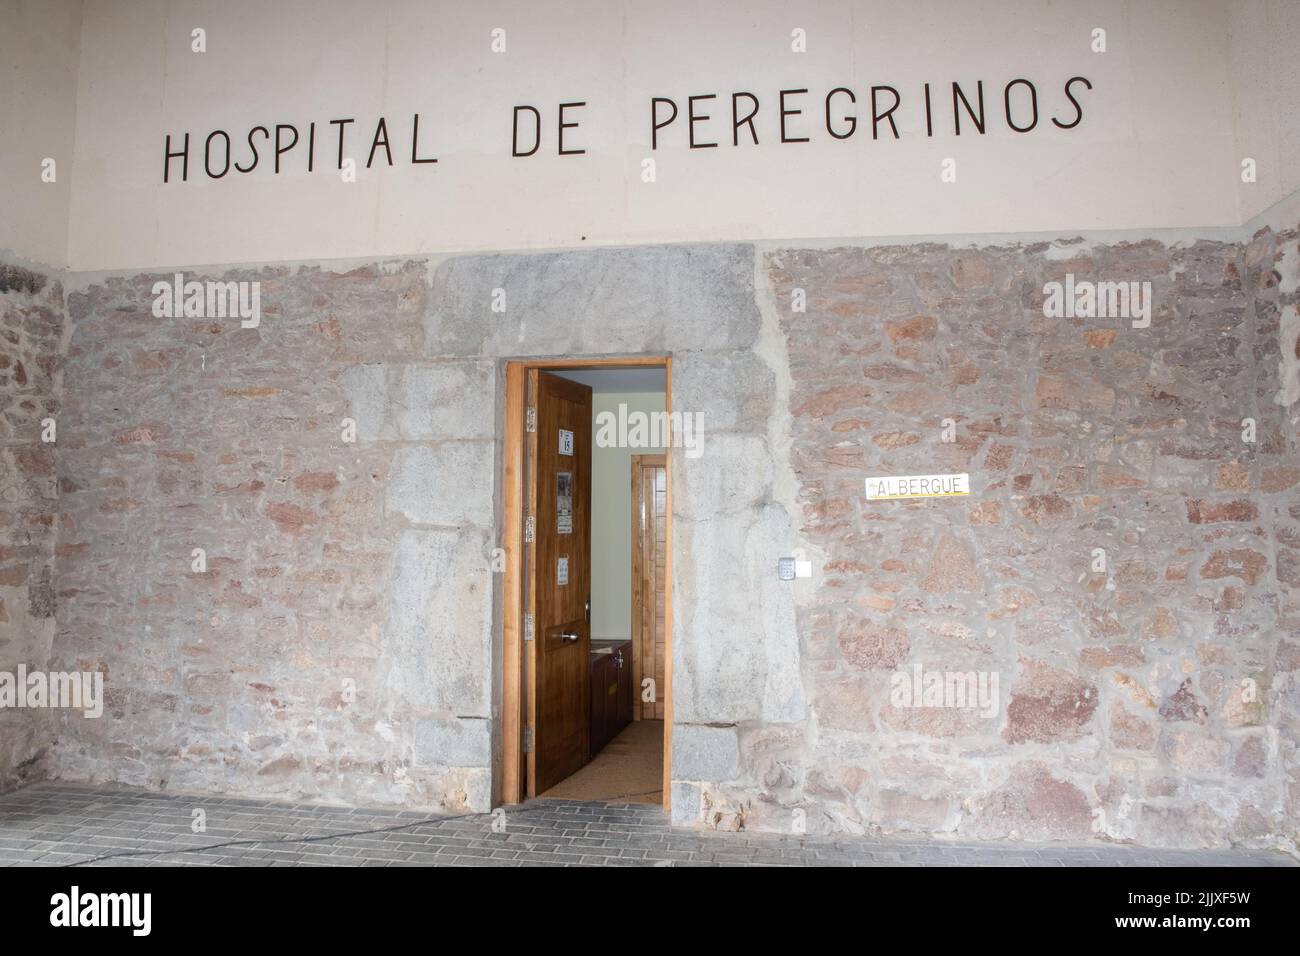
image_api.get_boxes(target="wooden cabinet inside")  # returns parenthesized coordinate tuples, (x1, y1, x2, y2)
(590, 639, 633, 757)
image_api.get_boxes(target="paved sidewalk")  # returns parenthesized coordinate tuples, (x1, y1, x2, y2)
(0, 783, 1293, 867)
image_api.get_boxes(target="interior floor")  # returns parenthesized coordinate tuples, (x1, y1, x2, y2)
(540, 720, 664, 805)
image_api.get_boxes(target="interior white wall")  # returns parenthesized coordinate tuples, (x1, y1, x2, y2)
(60, 0, 1255, 271)
(0, 0, 82, 268)
(590, 392, 666, 642)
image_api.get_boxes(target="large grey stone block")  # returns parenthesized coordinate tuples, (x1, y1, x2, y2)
(414, 716, 492, 768)
(671, 503, 804, 725)
(672, 724, 740, 781)
(673, 433, 773, 519)
(397, 362, 496, 440)
(387, 442, 494, 526)
(671, 350, 776, 434)
(341, 364, 390, 440)
(342, 362, 497, 441)
(384, 528, 494, 716)
(671, 781, 702, 823)
(424, 244, 760, 357)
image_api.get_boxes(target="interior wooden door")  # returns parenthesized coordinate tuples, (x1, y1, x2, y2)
(631, 455, 668, 721)
(526, 370, 593, 796)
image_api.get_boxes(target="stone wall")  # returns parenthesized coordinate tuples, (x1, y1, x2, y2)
(52, 246, 768, 814)
(43, 229, 1300, 849)
(1242, 223, 1300, 844)
(54, 261, 501, 810)
(0, 263, 64, 792)
(692, 232, 1298, 848)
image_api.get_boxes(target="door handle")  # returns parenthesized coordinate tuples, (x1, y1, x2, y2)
(560, 632, 581, 643)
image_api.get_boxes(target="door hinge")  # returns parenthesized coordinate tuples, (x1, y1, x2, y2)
(523, 613, 534, 642)
(526, 406, 536, 433)
(524, 515, 535, 543)
(522, 726, 534, 753)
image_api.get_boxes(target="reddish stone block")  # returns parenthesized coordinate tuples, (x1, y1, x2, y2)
(1200, 548, 1268, 585)
(1035, 375, 1116, 411)
(1110, 701, 1156, 751)
(920, 534, 981, 593)
(0, 566, 28, 586)
(837, 619, 909, 670)
(112, 425, 160, 444)
(884, 314, 937, 343)
(1215, 461, 1250, 491)
(1145, 607, 1178, 639)
(950, 255, 995, 290)
(985, 442, 1014, 471)
(1021, 493, 1072, 527)
(871, 431, 919, 449)
(968, 500, 1001, 525)
(1004, 658, 1098, 744)
(293, 471, 341, 493)
(813, 674, 875, 732)
(1278, 549, 1300, 588)
(792, 384, 871, 419)
(964, 762, 1092, 841)
(1158, 678, 1208, 724)
(264, 502, 318, 535)
(862, 363, 924, 382)
(1232, 737, 1266, 778)
(1261, 466, 1300, 493)
(1185, 498, 1258, 523)
(1080, 645, 1145, 669)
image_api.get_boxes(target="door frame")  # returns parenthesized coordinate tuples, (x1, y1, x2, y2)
(500, 355, 673, 812)
(630, 453, 667, 723)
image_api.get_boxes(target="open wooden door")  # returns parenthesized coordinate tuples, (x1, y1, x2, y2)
(631, 455, 668, 721)
(525, 370, 593, 796)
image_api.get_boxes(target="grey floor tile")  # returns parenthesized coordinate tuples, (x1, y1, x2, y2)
(0, 782, 1294, 869)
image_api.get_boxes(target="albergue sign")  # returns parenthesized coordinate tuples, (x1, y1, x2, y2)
(160, 75, 1093, 182)
(866, 473, 971, 500)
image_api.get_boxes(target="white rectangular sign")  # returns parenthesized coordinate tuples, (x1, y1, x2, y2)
(556, 471, 573, 535)
(865, 473, 970, 500)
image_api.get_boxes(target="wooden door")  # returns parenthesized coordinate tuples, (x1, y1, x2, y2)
(589, 653, 608, 757)
(631, 455, 668, 720)
(526, 370, 593, 795)
(614, 643, 634, 729)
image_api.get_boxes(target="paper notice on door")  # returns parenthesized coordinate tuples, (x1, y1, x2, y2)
(559, 428, 574, 456)
(556, 471, 573, 534)
(557, 556, 569, 586)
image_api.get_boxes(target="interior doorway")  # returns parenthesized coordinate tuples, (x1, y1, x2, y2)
(631, 454, 667, 723)
(500, 357, 672, 812)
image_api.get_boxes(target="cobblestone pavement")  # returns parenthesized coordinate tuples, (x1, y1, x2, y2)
(0, 784, 1293, 867)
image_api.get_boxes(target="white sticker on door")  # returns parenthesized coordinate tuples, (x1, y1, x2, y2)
(559, 429, 574, 456)
(557, 556, 569, 586)
(556, 471, 573, 535)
